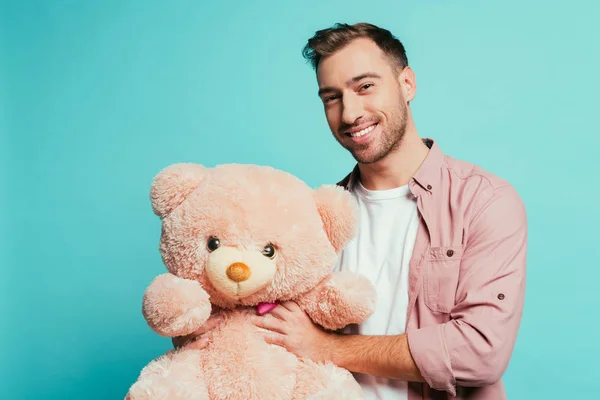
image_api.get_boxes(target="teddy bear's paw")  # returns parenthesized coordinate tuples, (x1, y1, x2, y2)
(125, 350, 209, 400)
(327, 271, 377, 317)
(142, 274, 212, 337)
(302, 271, 376, 331)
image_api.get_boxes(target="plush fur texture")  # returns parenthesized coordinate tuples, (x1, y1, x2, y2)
(126, 163, 377, 400)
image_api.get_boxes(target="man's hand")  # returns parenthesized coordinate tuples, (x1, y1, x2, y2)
(251, 301, 424, 383)
(171, 315, 223, 350)
(250, 301, 337, 363)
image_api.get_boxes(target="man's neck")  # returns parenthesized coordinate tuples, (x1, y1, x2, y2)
(358, 128, 429, 191)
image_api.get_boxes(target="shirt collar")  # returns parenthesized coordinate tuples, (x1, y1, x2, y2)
(338, 138, 445, 197)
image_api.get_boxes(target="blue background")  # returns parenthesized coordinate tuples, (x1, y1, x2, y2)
(2, 0, 598, 398)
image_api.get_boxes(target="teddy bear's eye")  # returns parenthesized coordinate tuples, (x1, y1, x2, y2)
(207, 237, 220, 252)
(262, 244, 276, 259)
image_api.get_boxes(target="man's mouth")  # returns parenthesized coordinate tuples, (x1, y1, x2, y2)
(346, 123, 378, 138)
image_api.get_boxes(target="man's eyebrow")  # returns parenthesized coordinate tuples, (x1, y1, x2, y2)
(318, 86, 337, 97)
(317, 72, 382, 97)
(346, 72, 382, 85)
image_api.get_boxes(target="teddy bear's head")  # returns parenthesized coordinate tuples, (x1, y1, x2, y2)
(149, 163, 358, 309)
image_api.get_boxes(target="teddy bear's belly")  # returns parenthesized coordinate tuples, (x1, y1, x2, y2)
(200, 309, 300, 399)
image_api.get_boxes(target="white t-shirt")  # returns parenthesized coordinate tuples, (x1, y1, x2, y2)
(334, 180, 420, 400)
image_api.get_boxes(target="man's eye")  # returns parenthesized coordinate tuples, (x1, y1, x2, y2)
(325, 95, 339, 103)
(360, 83, 374, 90)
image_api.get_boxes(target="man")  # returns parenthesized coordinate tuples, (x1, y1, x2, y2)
(176, 22, 527, 399)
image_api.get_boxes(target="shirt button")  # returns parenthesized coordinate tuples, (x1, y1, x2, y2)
(427, 184, 432, 190)
(498, 293, 505, 300)
(446, 249, 454, 257)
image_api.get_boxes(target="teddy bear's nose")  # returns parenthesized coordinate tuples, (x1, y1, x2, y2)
(226, 262, 252, 282)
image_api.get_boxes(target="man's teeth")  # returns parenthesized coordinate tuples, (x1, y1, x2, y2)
(350, 124, 376, 137)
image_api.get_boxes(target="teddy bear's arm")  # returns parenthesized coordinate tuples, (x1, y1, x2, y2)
(296, 271, 376, 331)
(141, 273, 212, 337)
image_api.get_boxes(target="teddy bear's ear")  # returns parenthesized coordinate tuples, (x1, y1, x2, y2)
(313, 185, 359, 253)
(150, 163, 207, 217)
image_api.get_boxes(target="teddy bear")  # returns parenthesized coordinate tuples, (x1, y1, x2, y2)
(125, 163, 377, 400)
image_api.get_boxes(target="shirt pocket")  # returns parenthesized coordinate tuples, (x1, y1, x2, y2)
(423, 245, 463, 313)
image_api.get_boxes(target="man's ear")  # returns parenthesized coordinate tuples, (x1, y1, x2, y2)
(313, 185, 359, 253)
(150, 163, 207, 217)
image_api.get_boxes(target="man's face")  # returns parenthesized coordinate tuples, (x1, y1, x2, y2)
(316, 38, 409, 164)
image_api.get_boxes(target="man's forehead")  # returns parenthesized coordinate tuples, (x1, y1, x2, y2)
(316, 39, 389, 86)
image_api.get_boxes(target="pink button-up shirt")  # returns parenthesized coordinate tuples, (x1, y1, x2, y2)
(338, 139, 527, 399)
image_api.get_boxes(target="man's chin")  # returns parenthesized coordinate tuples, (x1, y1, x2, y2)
(344, 142, 374, 161)
(349, 133, 405, 164)
(355, 143, 399, 164)
(354, 155, 382, 164)
(337, 136, 385, 164)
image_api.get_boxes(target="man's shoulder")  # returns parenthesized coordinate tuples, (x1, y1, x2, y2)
(442, 153, 511, 190)
(441, 153, 524, 213)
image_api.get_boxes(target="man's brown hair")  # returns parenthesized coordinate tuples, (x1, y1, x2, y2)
(302, 22, 409, 72)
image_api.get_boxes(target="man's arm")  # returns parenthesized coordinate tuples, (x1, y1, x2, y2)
(253, 307, 425, 381)
(252, 303, 422, 383)
(406, 183, 527, 395)
(328, 333, 425, 382)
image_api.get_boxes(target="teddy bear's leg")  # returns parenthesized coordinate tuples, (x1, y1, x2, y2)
(125, 349, 209, 400)
(292, 360, 363, 400)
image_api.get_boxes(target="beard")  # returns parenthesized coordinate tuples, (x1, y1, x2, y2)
(336, 98, 408, 164)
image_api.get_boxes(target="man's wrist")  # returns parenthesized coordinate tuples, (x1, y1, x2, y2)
(324, 330, 352, 368)
(320, 331, 426, 383)
(322, 330, 343, 366)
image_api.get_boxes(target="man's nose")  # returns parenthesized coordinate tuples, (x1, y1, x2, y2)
(341, 94, 364, 125)
(226, 262, 251, 282)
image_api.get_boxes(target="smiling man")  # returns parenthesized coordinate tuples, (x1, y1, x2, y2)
(249, 23, 529, 400)
(176, 22, 528, 400)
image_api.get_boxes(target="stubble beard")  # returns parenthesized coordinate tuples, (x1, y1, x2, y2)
(339, 100, 409, 165)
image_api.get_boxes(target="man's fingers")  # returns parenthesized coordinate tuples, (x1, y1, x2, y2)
(191, 316, 223, 336)
(172, 316, 224, 349)
(268, 305, 290, 321)
(280, 301, 301, 312)
(186, 316, 224, 338)
(259, 331, 286, 347)
(200, 316, 224, 332)
(252, 314, 287, 334)
(184, 336, 209, 350)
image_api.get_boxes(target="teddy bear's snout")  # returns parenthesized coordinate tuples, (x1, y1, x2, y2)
(226, 262, 252, 282)
(207, 248, 276, 298)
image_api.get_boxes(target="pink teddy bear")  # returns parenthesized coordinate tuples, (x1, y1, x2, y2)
(126, 163, 376, 400)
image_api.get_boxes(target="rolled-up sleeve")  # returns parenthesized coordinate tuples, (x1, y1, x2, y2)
(407, 183, 528, 396)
